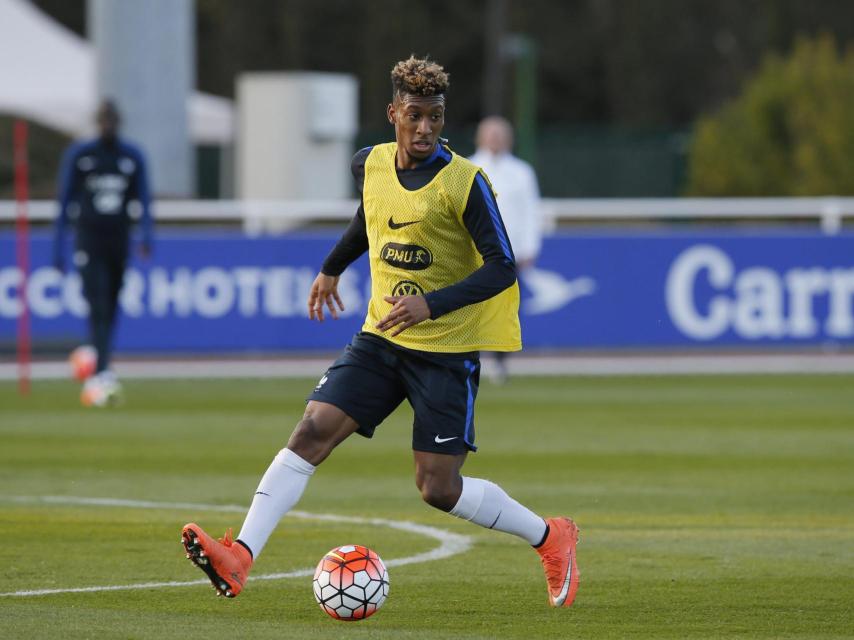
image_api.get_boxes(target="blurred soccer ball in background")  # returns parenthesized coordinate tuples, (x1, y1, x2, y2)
(313, 545, 389, 621)
(69, 345, 97, 381)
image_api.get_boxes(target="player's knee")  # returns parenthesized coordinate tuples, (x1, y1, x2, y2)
(417, 476, 461, 512)
(287, 404, 355, 465)
(287, 415, 332, 465)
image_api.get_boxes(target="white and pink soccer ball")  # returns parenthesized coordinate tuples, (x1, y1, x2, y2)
(313, 545, 389, 621)
(69, 345, 97, 381)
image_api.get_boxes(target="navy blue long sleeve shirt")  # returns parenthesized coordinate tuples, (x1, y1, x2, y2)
(321, 144, 517, 319)
(54, 136, 152, 263)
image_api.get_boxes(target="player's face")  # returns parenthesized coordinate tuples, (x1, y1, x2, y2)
(477, 120, 512, 154)
(97, 107, 119, 140)
(387, 94, 445, 169)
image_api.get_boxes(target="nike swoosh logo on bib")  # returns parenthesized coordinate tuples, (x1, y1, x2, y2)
(388, 217, 420, 230)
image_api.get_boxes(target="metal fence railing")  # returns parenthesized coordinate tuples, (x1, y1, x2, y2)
(2, 196, 853, 234)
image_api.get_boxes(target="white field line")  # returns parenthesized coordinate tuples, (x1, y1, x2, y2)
(2, 353, 854, 381)
(0, 495, 473, 598)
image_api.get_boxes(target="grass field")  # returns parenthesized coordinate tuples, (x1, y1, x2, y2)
(1, 374, 853, 639)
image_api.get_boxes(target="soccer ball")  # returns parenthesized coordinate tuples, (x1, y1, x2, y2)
(312, 545, 389, 621)
(69, 345, 97, 381)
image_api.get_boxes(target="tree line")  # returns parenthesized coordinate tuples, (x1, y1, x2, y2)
(10, 0, 854, 197)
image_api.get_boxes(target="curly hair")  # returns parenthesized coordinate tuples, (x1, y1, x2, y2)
(391, 55, 450, 99)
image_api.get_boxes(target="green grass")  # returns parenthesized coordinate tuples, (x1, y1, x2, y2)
(1, 374, 853, 639)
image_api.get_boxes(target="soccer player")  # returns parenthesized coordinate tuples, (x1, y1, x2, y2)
(182, 56, 579, 608)
(470, 116, 544, 383)
(53, 99, 153, 403)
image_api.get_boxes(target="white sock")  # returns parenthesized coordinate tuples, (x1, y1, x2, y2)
(237, 448, 315, 559)
(449, 476, 547, 546)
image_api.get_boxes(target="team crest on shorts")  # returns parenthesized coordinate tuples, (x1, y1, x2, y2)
(392, 280, 424, 296)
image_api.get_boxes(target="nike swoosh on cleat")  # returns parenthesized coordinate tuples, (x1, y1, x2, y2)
(552, 550, 573, 606)
(388, 217, 420, 229)
(434, 435, 458, 444)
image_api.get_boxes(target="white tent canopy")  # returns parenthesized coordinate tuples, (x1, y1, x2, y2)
(0, 0, 234, 144)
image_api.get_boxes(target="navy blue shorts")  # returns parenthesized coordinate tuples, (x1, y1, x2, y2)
(308, 333, 480, 454)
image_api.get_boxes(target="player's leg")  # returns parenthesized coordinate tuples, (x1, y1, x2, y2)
(80, 251, 127, 403)
(413, 450, 548, 543)
(182, 333, 406, 598)
(412, 450, 465, 510)
(406, 355, 580, 607)
(78, 249, 125, 404)
(99, 251, 126, 373)
(413, 451, 579, 609)
(78, 249, 122, 407)
(78, 250, 107, 370)
(236, 336, 405, 559)
(235, 400, 360, 557)
(183, 400, 359, 598)
(489, 351, 509, 384)
(405, 355, 547, 540)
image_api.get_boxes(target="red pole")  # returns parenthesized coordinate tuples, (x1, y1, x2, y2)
(14, 119, 31, 396)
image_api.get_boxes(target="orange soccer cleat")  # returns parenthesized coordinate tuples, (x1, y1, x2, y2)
(182, 523, 253, 598)
(536, 516, 580, 607)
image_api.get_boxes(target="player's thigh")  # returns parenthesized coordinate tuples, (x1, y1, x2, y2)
(307, 334, 406, 441)
(106, 253, 127, 302)
(77, 251, 101, 300)
(402, 355, 480, 455)
(78, 252, 110, 312)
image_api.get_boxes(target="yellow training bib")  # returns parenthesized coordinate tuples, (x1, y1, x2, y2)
(361, 142, 521, 352)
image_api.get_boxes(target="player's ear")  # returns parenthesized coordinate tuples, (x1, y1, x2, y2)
(386, 103, 395, 124)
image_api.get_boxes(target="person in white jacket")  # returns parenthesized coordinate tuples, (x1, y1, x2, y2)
(470, 116, 543, 382)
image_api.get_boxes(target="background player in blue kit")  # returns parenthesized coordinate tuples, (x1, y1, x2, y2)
(53, 99, 153, 404)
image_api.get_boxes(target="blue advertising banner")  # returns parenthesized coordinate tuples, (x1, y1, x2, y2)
(1, 229, 852, 351)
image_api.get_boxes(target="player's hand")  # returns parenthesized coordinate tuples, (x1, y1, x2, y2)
(375, 295, 431, 337)
(308, 273, 344, 321)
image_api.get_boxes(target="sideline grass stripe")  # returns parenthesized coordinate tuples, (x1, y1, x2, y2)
(0, 495, 473, 598)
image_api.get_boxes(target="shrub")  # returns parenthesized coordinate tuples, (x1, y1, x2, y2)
(687, 34, 854, 196)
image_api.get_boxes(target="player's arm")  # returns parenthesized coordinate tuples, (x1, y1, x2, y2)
(376, 172, 516, 335)
(308, 148, 372, 321)
(309, 205, 368, 321)
(53, 144, 79, 271)
(516, 163, 543, 268)
(425, 172, 517, 317)
(132, 147, 154, 257)
(124, 144, 153, 257)
(319, 205, 369, 278)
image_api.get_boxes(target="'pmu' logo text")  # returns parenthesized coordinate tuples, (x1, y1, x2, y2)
(381, 243, 432, 270)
